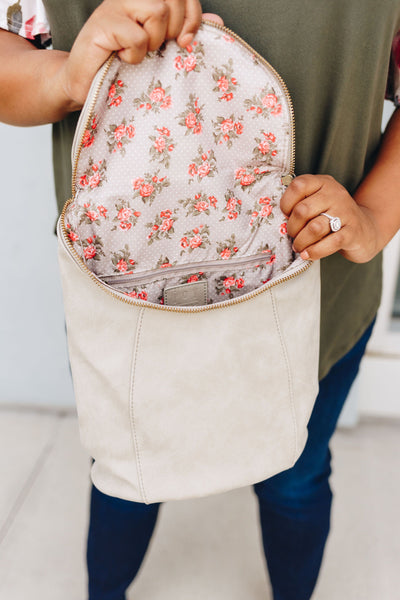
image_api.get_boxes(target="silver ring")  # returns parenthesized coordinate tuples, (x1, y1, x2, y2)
(320, 212, 342, 233)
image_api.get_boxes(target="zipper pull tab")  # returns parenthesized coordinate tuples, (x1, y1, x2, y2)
(281, 174, 295, 187)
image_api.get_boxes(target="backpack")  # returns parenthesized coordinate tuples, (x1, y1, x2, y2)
(57, 21, 320, 503)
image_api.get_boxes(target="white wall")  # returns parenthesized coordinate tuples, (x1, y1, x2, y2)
(0, 123, 74, 408)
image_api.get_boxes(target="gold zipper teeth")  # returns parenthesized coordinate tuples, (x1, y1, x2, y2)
(64, 21, 301, 314)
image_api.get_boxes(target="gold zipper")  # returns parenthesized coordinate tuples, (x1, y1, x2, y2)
(62, 20, 304, 315)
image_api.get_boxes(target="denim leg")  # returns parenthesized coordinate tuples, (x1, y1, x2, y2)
(253, 319, 375, 600)
(86, 484, 161, 600)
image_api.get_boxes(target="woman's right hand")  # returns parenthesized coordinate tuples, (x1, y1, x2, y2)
(60, 0, 204, 107)
(0, 1, 223, 125)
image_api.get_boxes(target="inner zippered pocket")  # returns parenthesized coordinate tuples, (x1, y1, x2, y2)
(100, 251, 291, 305)
(102, 252, 272, 286)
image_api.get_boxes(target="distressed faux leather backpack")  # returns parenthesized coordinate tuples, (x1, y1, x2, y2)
(57, 21, 320, 504)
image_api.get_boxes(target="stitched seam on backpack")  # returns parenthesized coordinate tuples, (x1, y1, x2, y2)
(269, 289, 298, 464)
(129, 307, 149, 504)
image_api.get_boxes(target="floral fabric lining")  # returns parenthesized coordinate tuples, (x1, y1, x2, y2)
(64, 24, 296, 305)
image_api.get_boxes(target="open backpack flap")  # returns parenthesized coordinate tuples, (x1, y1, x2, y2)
(57, 21, 321, 503)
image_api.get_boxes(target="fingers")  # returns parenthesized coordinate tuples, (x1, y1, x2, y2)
(286, 190, 331, 239)
(177, 0, 203, 47)
(291, 214, 334, 253)
(65, 0, 205, 106)
(164, 0, 186, 39)
(280, 174, 324, 216)
(140, 6, 169, 51)
(126, 0, 171, 52)
(280, 174, 353, 261)
(281, 175, 336, 251)
(116, 20, 150, 62)
(280, 173, 379, 263)
(135, 0, 202, 48)
(298, 229, 345, 261)
(66, 14, 151, 103)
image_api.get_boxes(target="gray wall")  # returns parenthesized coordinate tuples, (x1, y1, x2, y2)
(0, 123, 74, 408)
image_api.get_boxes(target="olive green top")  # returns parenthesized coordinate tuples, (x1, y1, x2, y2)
(43, 0, 400, 379)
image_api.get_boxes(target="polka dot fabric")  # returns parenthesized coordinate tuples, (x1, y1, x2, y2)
(64, 22, 295, 305)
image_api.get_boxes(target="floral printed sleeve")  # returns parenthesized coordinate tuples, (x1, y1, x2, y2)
(0, 0, 51, 47)
(386, 31, 400, 106)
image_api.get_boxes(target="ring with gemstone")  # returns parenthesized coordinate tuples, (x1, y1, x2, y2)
(320, 212, 342, 233)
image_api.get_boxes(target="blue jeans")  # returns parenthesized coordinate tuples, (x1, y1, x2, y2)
(86, 320, 374, 600)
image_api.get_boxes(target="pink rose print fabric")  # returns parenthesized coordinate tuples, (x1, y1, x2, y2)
(65, 23, 299, 305)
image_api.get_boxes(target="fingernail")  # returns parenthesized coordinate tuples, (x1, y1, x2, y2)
(300, 250, 310, 260)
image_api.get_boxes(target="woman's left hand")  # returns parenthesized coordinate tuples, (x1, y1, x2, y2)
(280, 174, 381, 263)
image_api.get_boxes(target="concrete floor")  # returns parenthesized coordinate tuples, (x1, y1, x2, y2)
(0, 408, 399, 600)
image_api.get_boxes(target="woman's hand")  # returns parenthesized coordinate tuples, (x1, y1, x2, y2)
(280, 174, 381, 263)
(0, 2, 223, 126)
(60, 0, 204, 107)
(60, 1, 224, 108)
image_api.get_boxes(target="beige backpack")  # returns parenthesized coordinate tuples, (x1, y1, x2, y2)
(57, 21, 320, 503)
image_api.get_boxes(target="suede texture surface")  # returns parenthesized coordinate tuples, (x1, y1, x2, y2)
(58, 223, 319, 503)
